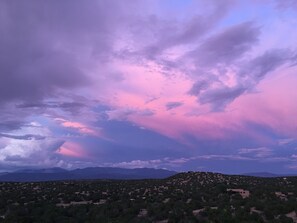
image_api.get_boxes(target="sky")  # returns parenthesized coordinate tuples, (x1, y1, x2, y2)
(1, 0, 297, 174)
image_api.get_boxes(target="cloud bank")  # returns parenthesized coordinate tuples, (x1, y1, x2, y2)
(0, 0, 297, 173)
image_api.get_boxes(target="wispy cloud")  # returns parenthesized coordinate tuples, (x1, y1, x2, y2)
(238, 147, 273, 158)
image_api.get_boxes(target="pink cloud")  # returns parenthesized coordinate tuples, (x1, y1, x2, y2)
(56, 141, 88, 158)
(55, 118, 104, 138)
(230, 66, 297, 138)
(92, 51, 297, 147)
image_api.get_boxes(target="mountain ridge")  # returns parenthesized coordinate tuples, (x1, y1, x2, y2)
(242, 172, 297, 178)
(0, 167, 177, 182)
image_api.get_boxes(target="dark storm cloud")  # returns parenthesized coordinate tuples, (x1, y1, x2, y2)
(0, 0, 130, 105)
(0, 0, 137, 146)
(189, 21, 260, 66)
(16, 101, 86, 114)
(0, 121, 24, 132)
(165, 101, 183, 110)
(0, 133, 46, 140)
(17, 102, 84, 109)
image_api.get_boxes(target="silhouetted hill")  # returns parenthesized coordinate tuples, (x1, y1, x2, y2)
(0, 167, 177, 182)
(2, 171, 297, 222)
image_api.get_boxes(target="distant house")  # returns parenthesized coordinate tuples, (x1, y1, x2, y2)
(275, 191, 287, 200)
(227, 189, 250, 198)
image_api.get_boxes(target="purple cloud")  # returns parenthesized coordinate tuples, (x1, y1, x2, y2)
(188, 80, 209, 96)
(138, 0, 234, 60)
(166, 101, 183, 110)
(189, 21, 260, 66)
(243, 48, 294, 79)
(199, 86, 246, 111)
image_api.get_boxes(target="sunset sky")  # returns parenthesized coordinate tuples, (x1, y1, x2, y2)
(1, 0, 297, 174)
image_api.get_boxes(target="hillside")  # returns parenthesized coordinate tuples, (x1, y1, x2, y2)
(0, 172, 297, 222)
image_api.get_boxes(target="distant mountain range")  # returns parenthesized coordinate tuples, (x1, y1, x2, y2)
(0, 167, 177, 182)
(1, 168, 297, 182)
(242, 172, 297, 178)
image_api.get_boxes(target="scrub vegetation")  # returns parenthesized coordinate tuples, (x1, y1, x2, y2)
(1, 172, 297, 222)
